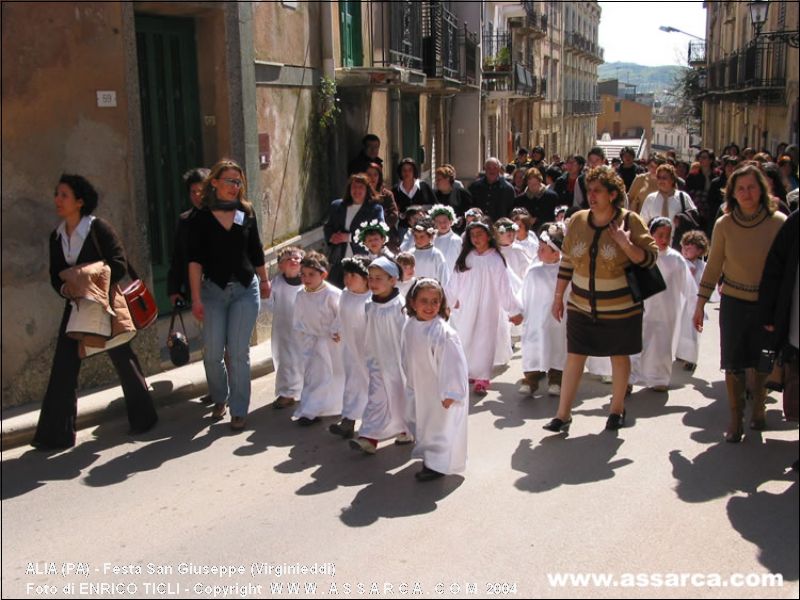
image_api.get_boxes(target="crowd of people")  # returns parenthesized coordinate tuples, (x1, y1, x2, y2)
(33, 133, 799, 479)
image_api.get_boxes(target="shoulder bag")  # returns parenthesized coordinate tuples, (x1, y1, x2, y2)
(166, 303, 190, 366)
(623, 212, 667, 303)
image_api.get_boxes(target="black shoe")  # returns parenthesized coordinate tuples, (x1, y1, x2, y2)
(605, 410, 626, 431)
(328, 418, 355, 439)
(543, 417, 572, 433)
(792, 460, 799, 472)
(415, 464, 444, 481)
(199, 394, 214, 405)
(297, 416, 320, 426)
(30, 439, 73, 452)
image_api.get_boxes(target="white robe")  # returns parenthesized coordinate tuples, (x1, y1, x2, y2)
(399, 230, 415, 252)
(398, 276, 417, 299)
(358, 293, 409, 440)
(293, 282, 345, 419)
(513, 232, 540, 263)
(264, 275, 304, 398)
(401, 317, 469, 475)
(335, 289, 371, 420)
(446, 250, 523, 380)
(630, 248, 696, 388)
(677, 256, 704, 364)
(499, 243, 532, 345)
(585, 356, 612, 377)
(410, 245, 450, 286)
(521, 262, 567, 373)
(434, 230, 462, 275)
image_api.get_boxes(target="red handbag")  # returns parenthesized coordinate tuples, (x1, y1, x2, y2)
(91, 224, 158, 329)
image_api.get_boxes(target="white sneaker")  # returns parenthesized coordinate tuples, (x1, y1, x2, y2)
(518, 383, 532, 395)
(547, 384, 561, 396)
(349, 438, 377, 455)
(394, 432, 414, 445)
(600, 375, 612, 384)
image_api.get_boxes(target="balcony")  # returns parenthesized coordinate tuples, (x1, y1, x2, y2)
(521, 0, 547, 37)
(564, 31, 603, 63)
(688, 41, 705, 66)
(565, 99, 602, 115)
(423, 2, 460, 83)
(460, 26, 480, 87)
(482, 31, 539, 98)
(701, 39, 787, 103)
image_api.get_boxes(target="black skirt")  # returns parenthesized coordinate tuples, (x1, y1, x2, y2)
(566, 308, 643, 356)
(719, 294, 763, 371)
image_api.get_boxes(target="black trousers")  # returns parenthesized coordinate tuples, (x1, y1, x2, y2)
(33, 304, 158, 448)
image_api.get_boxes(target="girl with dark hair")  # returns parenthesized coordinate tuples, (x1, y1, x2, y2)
(32, 175, 157, 450)
(402, 278, 469, 481)
(365, 163, 400, 250)
(324, 173, 385, 288)
(168, 167, 210, 307)
(629, 218, 697, 393)
(693, 164, 787, 442)
(446, 220, 523, 396)
(392, 157, 435, 214)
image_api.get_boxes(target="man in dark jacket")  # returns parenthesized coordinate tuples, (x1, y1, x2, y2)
(618, 146, 644, 192)
(468, 157, 517, 221)
(514, 166, 560, 229)
(347, 134, 383, 175)
(168, 167, 210, 306)
(553, 155, 587, 208)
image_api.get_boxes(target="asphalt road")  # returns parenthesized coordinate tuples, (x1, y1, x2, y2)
(2, 306, 798, 599)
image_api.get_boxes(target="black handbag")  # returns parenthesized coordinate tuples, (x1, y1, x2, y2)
(671, 191, 703, 250)
(623, 213, 667, 303)
(167, 305, 190, 367)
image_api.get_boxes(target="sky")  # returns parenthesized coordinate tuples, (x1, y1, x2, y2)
(598, 1, 707, 67)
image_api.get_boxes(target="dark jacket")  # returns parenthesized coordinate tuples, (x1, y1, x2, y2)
(167, 206, 200, 299)
(324, 198, 385, 287)
(618, 163, 644, 192)
(706, 175, 727, 237)
(514, 188, 560, 229)
(758, 210, 800, 351)
(434, 187, 474, 219)
(553, 173, 587, 209)
(347, 152, 383, 176)
(468, 176, 516, 221)
(392, 180, 435, 215)
(50, 217, 128, 295)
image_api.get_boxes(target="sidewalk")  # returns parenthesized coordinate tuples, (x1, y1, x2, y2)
(0, 342, 274, 451)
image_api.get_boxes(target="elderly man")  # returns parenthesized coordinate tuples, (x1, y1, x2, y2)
(468, 157, 517, 221)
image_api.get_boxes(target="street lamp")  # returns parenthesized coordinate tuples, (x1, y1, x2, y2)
(747, 0, 800, 48)
(659, 25, 705, 42)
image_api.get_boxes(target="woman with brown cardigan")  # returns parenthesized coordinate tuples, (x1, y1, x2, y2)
(544, 166, 657, 432)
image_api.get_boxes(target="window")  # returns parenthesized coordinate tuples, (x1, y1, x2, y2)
(614, 101, 621, 113)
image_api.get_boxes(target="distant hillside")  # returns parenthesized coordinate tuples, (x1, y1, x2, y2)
(598, 62, 688, 99)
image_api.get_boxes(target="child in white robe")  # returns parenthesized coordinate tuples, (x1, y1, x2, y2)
(495, 217, 531, 356)
(446, 220, 523, 396)
(630, 218, 697, 391)
(409, 217, 450, 286)
(510, 207, 540, 262)
(293, 251, 344, 425)
(350, 257, 411, 454)
(399, 206, 426, 252)
(402, 278, 469, 481)
(354, 219, 394, 261)
(431, 204, 462, 275)
(520, 223, 567, 397)
(677, 230, 710, 371)
(264, 246, 305, 409)
(329, 256, 371, 439)
(396, 252, 417, 298)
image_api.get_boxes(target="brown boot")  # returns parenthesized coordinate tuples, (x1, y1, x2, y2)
(748, 370, 768, 431)
(724, 371, 746, 443)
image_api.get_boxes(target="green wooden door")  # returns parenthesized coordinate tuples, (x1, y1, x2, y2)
(401, 95, 421, 162)
(135, 14, 202, 312)
(340, 1, 363, 67)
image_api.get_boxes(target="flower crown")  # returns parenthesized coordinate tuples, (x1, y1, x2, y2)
(413, 223, 437, 235)
(540, 222, 566, 251)
(554, 205, 569, 216)
(355, 219, 390, 244)
(428, 204, 456, 222)
(495, 222, 519, 234)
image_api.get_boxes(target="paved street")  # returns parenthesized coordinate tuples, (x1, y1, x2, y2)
(2, 306, 798, 599)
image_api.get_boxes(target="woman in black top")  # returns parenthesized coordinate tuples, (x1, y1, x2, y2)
(188, 159, 270, 431)
(32, 175, 158, 450)
(392, 157, 435, 214)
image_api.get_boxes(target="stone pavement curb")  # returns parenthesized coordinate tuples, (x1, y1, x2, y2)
(1, 342, 274, 451)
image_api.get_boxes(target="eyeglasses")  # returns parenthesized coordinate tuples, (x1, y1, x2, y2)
(221, 178, 243, 187)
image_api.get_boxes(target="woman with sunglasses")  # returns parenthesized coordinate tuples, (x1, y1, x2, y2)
(188, 159, 270, 431)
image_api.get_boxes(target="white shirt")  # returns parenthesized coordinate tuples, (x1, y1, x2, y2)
(344, 204, 360, 259)
(57, 215, 96, 266)
(399, 179, 421, 200)
(640, 190, 695, 226)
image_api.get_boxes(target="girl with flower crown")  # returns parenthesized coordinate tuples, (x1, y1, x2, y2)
(409, 216, 450, 286)
(354, 219, 394, 261)
(430, 204, 462, 274)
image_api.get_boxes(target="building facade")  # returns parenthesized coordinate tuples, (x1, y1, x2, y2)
(694, 0, 799, 153)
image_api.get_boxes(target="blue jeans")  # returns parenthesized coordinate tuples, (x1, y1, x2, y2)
(201, 278, 260, 417)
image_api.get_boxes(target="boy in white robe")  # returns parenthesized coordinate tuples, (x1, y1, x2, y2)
(329, 256, 371, 439)
(630, 218, 697, 391)
(396, 252, 417, 298)
(446, 220, 523, 396)
(402, 278, 469, 481)
(520, 223, 567, 397)
(409, 217, 450, 287)
(293, 252, 344, 425)
(350, 257, 411, 454)
(678, 230, 711, 371)
(354, 219, 395, 261)
(510, 207, 540, 262)
(399, 206, 426, 252)
(431, 204, 462, 275)
(495, 217, 531, 354)
(264, 246, 305, 409)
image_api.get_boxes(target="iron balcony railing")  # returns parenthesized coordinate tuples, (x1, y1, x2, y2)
(565, 99, 601, 115)
(688, 41, 706, 65)
(521, 0, 547, 35)
(370, 0, 424, 71)
(423, 1, 460, 79)
(482, 30, 512, 72)
(703, 39, 786, 96)
(460, 25, 479, 85)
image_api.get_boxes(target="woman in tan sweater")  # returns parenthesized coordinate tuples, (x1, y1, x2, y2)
(628, 154, 666, 213)
(545, 166, 657, 432)
(693, 164, 787, 442)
